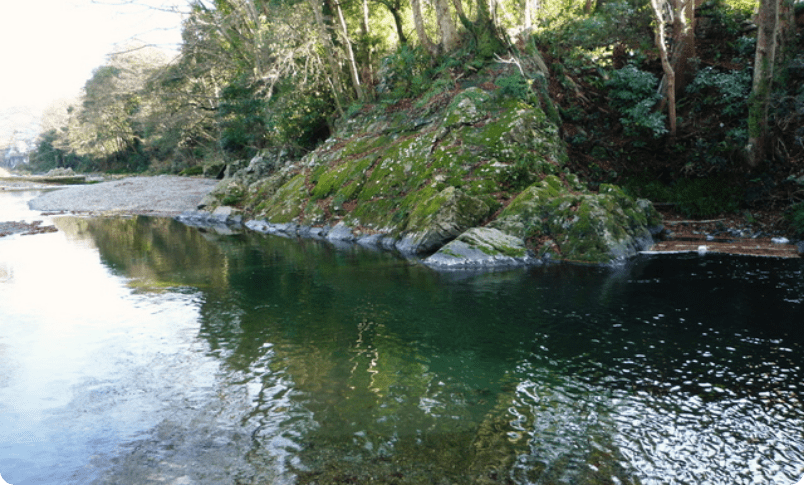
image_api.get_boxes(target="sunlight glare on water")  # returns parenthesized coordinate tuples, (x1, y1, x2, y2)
(2, 190, 804, 485)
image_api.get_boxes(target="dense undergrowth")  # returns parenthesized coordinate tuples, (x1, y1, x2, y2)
(537, 0, 804, 232)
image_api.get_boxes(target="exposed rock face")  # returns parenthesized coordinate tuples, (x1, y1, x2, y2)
(394, 187, 491, 254)
(424, 227, 533, 267)
(199, 83, 662, 266)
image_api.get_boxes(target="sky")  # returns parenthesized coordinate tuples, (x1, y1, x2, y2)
(0, 0, 185, 148)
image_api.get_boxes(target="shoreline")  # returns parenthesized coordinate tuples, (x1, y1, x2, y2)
(5, 173, 801, 261)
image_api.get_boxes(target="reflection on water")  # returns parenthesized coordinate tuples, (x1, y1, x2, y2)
(1, 193, 803, 484)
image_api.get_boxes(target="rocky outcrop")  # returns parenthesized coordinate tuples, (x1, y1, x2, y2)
(197, 82, 662, 266)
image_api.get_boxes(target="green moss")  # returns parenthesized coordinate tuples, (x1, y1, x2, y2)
(257, 173, 308, 223)
(346, 196, 406, 230)
(311, 156, 376, 200)
(358, 137, 433, 201)
(178, 165, 204, 176)
(301, 200, 326, 226)
(404, 186, 443, 224)
(338, 134, 393, 158)
(443, 87, 491, 128)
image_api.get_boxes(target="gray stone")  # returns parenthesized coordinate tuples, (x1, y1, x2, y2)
(356, 233, 385, 247)
(396, 187, 491, 254)
(326, 222, 356, 241)
(245, 219, 272, 233)
(425, 227, 535, 268)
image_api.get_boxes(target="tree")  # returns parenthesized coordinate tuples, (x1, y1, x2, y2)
(435, 0, 459, 52)
(375, 0, 408, 45)
(746, 0, 781, 167)
(650, 0, 695, 136)
(66, 45, 168, 169)
(411, 0, 437, 54)
(327, 0, 365, 100)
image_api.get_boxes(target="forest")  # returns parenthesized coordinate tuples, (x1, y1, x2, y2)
(28, 0, 804, 234)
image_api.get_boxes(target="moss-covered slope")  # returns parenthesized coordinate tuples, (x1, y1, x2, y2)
(201, 83, 662, 265)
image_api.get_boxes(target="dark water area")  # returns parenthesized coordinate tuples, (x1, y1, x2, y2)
(1, 191, 803, 484)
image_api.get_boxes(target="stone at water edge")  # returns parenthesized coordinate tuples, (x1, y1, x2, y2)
(425, 227, 535, 268)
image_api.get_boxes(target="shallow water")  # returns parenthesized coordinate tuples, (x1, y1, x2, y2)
(1, 191, 803, 484)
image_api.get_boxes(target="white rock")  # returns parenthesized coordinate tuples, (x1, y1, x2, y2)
(772, 236, 790, 244)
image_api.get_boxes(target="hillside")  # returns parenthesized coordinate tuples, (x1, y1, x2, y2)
(197, 62, 664, 266)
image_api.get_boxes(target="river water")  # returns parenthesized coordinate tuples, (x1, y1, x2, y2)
(1, 190, 803, 485)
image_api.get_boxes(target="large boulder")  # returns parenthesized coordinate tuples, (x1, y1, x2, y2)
(424, 227, 533, 267)
(488, 176, 662, 264)
(197, 82, 662, 266)
(395, 187, 491, 254)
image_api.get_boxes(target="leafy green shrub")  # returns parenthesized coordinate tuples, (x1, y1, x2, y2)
(672, 178, 741, 217)
(265, 80, 333, 155)
(622, 175, 742, 217)
(787, 202, 804, 237)
(178, 165, 203, 176)
(218, 78, 266, 156)
(380, 45, 434, 100)
(606, 66, 667, 137)
(686, 67, 751, 117)
(495, 73, 531, 100)
(732, 36, 756, 58)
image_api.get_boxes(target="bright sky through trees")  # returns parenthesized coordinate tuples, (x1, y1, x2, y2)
(0, 0, 183, 144)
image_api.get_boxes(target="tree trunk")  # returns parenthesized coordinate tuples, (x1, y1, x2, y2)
(524, 0, 533, 30)
(390, 6, 408, 44)
(360, 0, 374, 81)
(657, 0, 695, 103)
(452, 0, 466, 22)
(671, 0, 696, 95)
(308, 0, 346, 115)
(412, 0, 437, 55)
(651, 0, 677, 136)
(778, 0, 795, 62)
(746, 0, 780, 167)
(329, 0, 365, 100)
(435, 0, 459, 52)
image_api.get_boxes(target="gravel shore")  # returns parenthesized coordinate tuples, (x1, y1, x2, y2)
(28, 176, 219, 216)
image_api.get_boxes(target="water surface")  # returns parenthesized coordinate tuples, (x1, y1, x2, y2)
(1, 191, 803, 484)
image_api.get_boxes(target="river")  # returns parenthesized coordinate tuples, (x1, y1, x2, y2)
(1, 190, 803, 485)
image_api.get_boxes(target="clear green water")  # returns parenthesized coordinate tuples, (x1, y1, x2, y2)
(1, 192, 803, 484)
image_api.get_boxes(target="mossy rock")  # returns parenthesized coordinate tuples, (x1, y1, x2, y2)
(396, 187, 492, 253)
(490, 175, 659, 264)
(442, 87, 492, 128)
(254, 173, 308, 223)
(198, 83, 661, 266)
(425, 227, 532, 267)
(202, 160, 226, 178)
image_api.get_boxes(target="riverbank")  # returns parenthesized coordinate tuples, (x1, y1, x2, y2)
(27, 175, 218, 217)
(15, 172, 802, 259)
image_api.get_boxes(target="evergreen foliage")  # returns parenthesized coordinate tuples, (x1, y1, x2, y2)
(606, 65, 667, 138)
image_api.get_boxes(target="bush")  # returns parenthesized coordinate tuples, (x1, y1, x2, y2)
(686, 67, 751, 117)
(379, 45, 434, 100)
(622, 175, 742, 217)
(495, 73, 531, 101)
(606, 66, 667, 137)
(787, 202, 804, 238)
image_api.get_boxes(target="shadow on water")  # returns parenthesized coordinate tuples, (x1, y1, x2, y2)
(45, 216, 804, 484)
